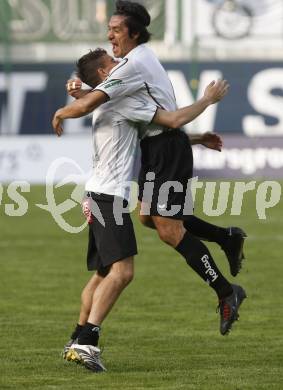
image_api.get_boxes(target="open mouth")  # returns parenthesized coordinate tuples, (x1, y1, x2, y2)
(110, 42, 124, 58)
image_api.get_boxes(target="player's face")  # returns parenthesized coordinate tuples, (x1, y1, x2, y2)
(108, 15, 138, 58)
(101, 54, 119, 77)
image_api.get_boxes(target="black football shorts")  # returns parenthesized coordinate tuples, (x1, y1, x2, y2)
(85, 192, 137, 274)
(138, 129, 194, 219)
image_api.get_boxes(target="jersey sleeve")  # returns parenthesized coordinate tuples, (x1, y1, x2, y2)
(118, 97, 158, 125)
(94, 58, 144, 99)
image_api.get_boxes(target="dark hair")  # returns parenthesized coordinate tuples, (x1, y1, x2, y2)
(76, 48, 107, 88)
(114, 0, 151, 44)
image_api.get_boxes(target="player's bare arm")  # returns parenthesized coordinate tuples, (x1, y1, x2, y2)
(52, 90, 108, 136)
(153, 79, 229, 130)
(62, 74, 225, 151)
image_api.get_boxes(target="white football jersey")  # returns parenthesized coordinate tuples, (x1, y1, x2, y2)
(95, 44, 177, 138)
(85, 96, 156, 200)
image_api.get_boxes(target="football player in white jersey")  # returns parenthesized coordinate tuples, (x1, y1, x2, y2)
(53, 0, 247, 368)
(62, 49, 159, 372)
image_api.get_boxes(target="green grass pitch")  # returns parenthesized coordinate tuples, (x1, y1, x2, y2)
(0, 183, 282, 389)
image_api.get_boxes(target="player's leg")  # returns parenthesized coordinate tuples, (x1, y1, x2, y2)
(152, 215, 233, 298)
(153, 215, 246, 335)
(138, 130, 246, 334)
(63, 214, 111, 361)
(79, 272, 105, 325)
(68, 193, 137, 371)
(69, 257, 134, 372)
(77, 257, 133, 344)
(183, 216, 247, 277)
(63, 271, 105, 360)
(138, 200, 246, 277)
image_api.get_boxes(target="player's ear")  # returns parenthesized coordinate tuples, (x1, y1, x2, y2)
(97, 67, 108, 81)
(131, 32, 140, 42)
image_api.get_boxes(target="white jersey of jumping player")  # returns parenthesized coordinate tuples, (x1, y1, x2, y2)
(95, 44, 177, 139)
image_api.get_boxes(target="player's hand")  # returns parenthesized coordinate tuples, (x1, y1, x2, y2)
(52, 111, 64, 137)
(66, 78, 82, 98)
(204, 79, 229, 104)
(201, 132, 223, 152)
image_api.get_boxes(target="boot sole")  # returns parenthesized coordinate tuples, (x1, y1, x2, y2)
(66, 348, 105, 372)
(65, 349, 83, 364)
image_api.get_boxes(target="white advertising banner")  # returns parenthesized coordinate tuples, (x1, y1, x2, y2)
(0, 135, 93, 184)
(1, 135, 283, 184)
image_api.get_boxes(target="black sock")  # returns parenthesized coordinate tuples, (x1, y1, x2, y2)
(175, 231, 233, 299)
(70, 324, 84, 340)
(183, 216, 228, 246)
(78, 322, 101, 347)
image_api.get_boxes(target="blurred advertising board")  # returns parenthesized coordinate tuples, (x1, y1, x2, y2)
(1, 61, 283, 136)
(1, 135, 283, 184)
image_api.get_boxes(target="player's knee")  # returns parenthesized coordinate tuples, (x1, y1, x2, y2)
(156, 223, 185, 247)
(111, 263, 134, 287)
(118, 268, 134, 287)
(124, 268, 134, 285)
(157, 226, 176, 247)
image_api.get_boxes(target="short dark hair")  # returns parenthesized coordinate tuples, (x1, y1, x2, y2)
(114, 0, 151, 44)
(76, 48, 107, 88)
